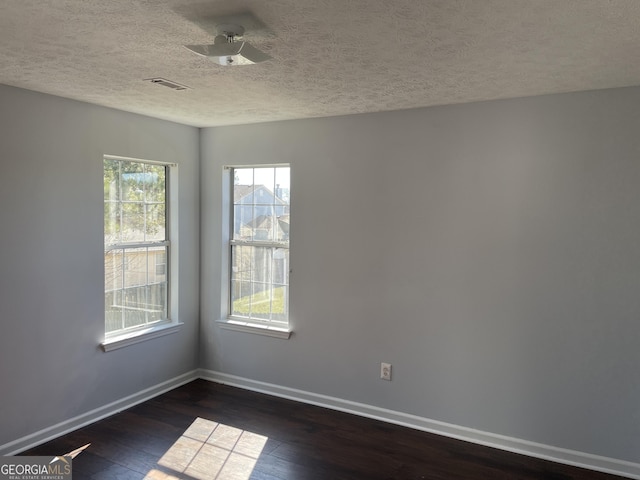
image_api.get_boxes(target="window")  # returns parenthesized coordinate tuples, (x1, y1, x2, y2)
(103, 157, 172, 341)
(226, 165, 290, 336)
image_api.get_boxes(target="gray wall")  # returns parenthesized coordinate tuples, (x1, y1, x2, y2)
(200, 87, 640, 463)
(3, 80, 639, 465)
(0, 85, 200, 446)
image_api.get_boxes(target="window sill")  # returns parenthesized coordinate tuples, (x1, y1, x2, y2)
(101, 321, 184, 352)
(217, 319, 292, 339)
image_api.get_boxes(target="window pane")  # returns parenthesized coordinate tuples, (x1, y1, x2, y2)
(253, 247, 272, 285)
(275, 167, 290, 205)
(124, 287, 146, 329)
(104, 158, 170, 336)
(145, 204, 166, 242)
(270, 290, 288, 323)
(253, 167, 275, 192)
(121, 163, 145, 202)
(231, 245, 248, 317)
(104, 159, 120, 202)
(234, 167, 253, 185)
(121, 203, 145, 243)
(273, 248, 289, 286)
(229, 166, 289, 325)
(230, 245, 288, 322)
(149, 247, 167, 282)
(145, 164, 166, 203)
(234, 184, 253, 205)
(275, 213, 289, 243)
(146, 283, 167, 322)
(231, 245, 245, 281)
(105, 249, 124, 291)
(124, 248, 147, 288)
(105, 290, 123, 334)
(232, 166, 290, 244)
(251, 204, 274, 241)
(271, 287, 288, 323)
(104, 160, 121, 246)
(251, 282, 271, 321)
(234, 205, 253, 240)
(230, 280, 248, 317)
(104, 202, 120, 245)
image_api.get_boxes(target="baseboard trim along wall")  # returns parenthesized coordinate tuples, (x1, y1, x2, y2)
(0, 370, 199, 456)
(3, 368, 639, 479)
(198, 369, 640, 480)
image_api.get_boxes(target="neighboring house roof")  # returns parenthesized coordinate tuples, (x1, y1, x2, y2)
(249, 213, 290, 228)
(234, 184, 288, 205)
(278, 215, 290, 236)
(246, 213, 290, 240)
(234, 185, 255, 202)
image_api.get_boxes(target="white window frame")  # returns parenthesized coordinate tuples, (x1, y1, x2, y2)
(217, 164, 292, 339)
(101, 155, 182, 352)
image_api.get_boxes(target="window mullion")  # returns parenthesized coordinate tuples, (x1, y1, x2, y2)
(112, 161, 125, 331)
(269, 248, 274, 320)
(145, 246, 149, 324)
(120, 247, 125, 332)
(106, 241, 169, 251)
(249, 245, 254, 320)
(250, 176, 255, 321)
(230, 240, 287, 248)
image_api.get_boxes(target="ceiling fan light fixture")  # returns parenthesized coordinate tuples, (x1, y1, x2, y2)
(184, 23, 271, 66)
(184, 42, 270, 65)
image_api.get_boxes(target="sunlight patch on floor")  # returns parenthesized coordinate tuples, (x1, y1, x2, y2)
(149, 417, 268, 480)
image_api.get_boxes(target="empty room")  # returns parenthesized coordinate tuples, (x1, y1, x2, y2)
(1, 1, 640, 479)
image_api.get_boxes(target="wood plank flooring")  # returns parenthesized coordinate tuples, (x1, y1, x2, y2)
(21, 379, 628, 479)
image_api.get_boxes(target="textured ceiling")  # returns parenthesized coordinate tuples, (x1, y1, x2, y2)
(1, 0, 640, 127)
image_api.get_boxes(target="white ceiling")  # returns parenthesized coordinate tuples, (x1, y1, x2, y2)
(1, 0, 640, 127)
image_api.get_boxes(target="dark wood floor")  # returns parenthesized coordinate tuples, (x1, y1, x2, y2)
(21, 379, 627, 479)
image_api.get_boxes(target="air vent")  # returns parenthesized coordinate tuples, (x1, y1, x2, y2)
(145, 78, 190, 91)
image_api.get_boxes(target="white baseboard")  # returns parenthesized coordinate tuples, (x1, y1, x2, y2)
(198, 369, 640, 480)
(4, 368, 639, 480)
(0, 370, 199, 456)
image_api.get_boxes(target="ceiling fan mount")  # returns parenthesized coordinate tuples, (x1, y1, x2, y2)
(216, 24, 245, 40)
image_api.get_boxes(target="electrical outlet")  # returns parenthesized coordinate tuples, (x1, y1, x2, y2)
(380, 362, 392, 381)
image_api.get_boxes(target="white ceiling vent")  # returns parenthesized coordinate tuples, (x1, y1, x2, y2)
(145, 78, 190, 91)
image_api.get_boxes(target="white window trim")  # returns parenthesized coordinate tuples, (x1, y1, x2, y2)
(218, 164, 292, 339)
(101, 321, 184, 352)
(102, 155, 182, 351)
(216, 319, 291, 339)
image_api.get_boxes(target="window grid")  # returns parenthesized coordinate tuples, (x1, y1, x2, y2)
(104, 158, 170, 336)
(229, 166, 290, 327)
